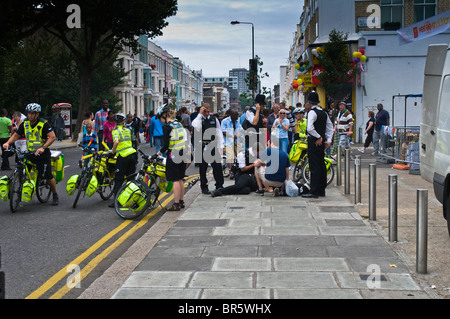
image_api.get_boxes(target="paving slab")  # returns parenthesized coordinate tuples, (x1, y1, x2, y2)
(104, 165, 437, 300)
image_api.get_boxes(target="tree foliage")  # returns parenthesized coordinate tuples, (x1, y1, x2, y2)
(316, 29, 356, 100)
(0, 0, 178, 140)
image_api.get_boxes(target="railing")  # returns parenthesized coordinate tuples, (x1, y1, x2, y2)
(379, 126, 420, 173)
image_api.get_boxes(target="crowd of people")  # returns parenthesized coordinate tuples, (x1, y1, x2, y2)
(0, 94, 390, 210)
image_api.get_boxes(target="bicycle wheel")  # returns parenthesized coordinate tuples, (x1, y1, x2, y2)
(114, 180, 151, 220)
(147, 176, 161, 207)
(10, 171, 22, 213)
(36, 179, 51, 203)
(292, 158, 305, 182)
(73, 174, 87, 208)
(99, 171, 114, 200)
(302, 159, 335, 186)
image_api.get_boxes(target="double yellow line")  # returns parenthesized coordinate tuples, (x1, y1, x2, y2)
(26, 174, 199, 299)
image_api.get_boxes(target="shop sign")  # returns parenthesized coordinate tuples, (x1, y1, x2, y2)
(298, 74, 314, 88)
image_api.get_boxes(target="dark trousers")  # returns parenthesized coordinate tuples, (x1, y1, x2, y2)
(112, 155, 137, 197)
(199, 160, 223, 191)
(97, 130, 104, 151)
(308, 139, 327, 196)
(221, 173, 257, 195)
(0, 138, 10, 170)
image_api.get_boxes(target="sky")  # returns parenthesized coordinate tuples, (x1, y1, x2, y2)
(152, 0, 304, 93)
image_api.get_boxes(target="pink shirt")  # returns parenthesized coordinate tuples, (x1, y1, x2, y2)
(103, 120, 116, 143)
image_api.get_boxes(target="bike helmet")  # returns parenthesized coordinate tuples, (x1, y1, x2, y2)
(155, 104, 170, 120)
(26, 103, 41, 113)
(114, 113, 126, 124)
(293, 107, 305, 115)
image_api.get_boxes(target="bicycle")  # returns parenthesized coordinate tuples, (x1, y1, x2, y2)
(9, 146, 53, 212)
(69, 144, 116, 208)
(301, 156, 335, 186)
(291, 139, 309, 183)
(114, 149, 172, 220)
(291, 139, 335, 185)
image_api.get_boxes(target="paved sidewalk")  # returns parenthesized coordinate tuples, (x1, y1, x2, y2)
(106, 178, 434, 299)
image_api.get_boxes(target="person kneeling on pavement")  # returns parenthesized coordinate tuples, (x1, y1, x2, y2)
(211, 142, 264, 197)
(254, 137, 290, 196)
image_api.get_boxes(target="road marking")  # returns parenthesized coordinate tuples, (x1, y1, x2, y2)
(49, 193, 174, 299)
(26, 174, 198, 299)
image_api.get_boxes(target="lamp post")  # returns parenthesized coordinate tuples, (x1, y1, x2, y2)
(231, 20, 255, 99)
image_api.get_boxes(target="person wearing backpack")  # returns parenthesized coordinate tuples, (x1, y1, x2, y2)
(3, 103, 59, 205)
(153, 105, 189, 211)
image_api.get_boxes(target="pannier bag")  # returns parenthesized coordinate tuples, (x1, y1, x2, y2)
(86, 175, 98, 197)
(0, 176, 10, 201)
(66, 175, 79, 196)
(289, 140, 304, 163)
(51, 151, 65, 182)
(117, 181, 147, 212)
(21, 180, 35, 202)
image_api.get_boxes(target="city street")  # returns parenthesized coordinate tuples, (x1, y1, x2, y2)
(0, 142, 198, 299)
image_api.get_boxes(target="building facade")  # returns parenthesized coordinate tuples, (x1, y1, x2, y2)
(286, 0, 450, 142)
(114, 35, 204, 117)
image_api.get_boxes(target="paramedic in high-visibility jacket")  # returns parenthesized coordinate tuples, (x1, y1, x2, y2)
(109, 113, 137, 207)
(3, 103, 59, 206)
(154, 105, 189, 212)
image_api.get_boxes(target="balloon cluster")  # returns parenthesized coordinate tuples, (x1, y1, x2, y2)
(311, 47, 324, 60)
(353, 49, 367, 63)
(295, 62, 310, 72)
(292, 78, 303, 90)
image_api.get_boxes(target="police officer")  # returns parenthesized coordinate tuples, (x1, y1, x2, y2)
(211, 142, 263, 197)
(109, 113, 137, 207)
(192, 103, 224, 194)
(3, 103, 59, 205)
(154, 105, 188, 211)
(302, 92, 333, 198)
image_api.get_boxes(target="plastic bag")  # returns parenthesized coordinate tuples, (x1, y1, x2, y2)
(285, 180, 299, 197)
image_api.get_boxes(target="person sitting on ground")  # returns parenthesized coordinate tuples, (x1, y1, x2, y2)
(254, 137, 290, 196)
(211, 142, 264, 197)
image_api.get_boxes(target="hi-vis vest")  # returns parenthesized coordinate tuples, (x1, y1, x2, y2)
(296, 118, 307, 138)
(168, 120, 185, 151)
(24, 119, 47, 151)
(112, 126, 136, 157)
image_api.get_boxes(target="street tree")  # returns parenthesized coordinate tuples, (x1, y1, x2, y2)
(0, 0, 178, 140)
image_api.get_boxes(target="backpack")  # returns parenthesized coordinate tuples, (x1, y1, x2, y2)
(0, 175, 10, 201)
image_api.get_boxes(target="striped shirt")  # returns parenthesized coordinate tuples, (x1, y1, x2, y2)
(335, 109, 353, 134)
(82, 133, 98, 150)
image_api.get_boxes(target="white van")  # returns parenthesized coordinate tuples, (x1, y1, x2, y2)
(420, 43, 450, 235)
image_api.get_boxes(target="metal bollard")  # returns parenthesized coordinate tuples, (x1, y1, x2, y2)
(0, 246, 4, 299)
(388, 174, 398, 242)
(369, 164, 377, 220)
(336, 146, 342, 186)
(345, 149, 351, 194)
(354, 155, 361, 204)
(416, 189, 428, 274)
